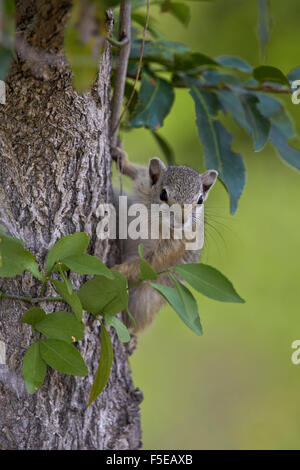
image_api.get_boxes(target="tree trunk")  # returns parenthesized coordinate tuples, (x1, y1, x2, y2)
(0, 0, 142, 450)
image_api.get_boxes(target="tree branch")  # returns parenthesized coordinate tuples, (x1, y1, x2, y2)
(0, 293, 64, 304)
(123, 69, 292, 94)
(172, 80, 292, 94)
(110, 0, 132, 148)
(33, 0, 72, 52)
(13, 0, 72, 79)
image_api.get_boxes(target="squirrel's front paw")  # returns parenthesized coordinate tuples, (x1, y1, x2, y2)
(111, 263, 127, 277)
(111, 147, 128, 171)
(111, 263, 122, 271)
(112, 259, 141, 283)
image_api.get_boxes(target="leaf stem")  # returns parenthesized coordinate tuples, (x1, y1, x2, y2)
(106, 36, 129, 48)
(0, 292, 64, 304)
(40, 278, 48, 296)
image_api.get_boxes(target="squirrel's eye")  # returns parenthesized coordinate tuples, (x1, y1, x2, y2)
(160, 189, 168, 202)
(197, 194, 204, 205)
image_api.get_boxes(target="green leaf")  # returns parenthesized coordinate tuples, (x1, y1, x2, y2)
(270, 126, 300, 172)
(22, 343, 47, 394)
(130, 74, 175, 130)
(203, 69, 244, 87)
(105, 313, 131, 343)
(239, 93, 271, 151)
(162, 2, 191, 26)
(40, 339, 88, 376)
(131, 0, 147, 10)
(88, 323, 113, 406)
(26, 259, 45, 282)
(130, 39, 190, 65)
(0, 46, 13, 81)
(124, 79, 139, 115)
(138, 244, 158, 280)
(78, 271, 128, 316)
(0, 234, 44, 280)
(173, 263, 245, 303)
(131, 12, 162, 38)
(35, 311, 84, 343)
(253, 65, 290, 87)
(51, 279, 83, 322)
(173, 52, 217, 72)
(217, 89, 250, 134)
(21, 307, 47, 326)
(45, 232, 90, 275)
(149, 280, 203, 336)
(51, 263, 70, 273)
(58, 264, 73, 296)
(287, 66, 300, 82)
(257, 0, 273, 61)
(256, 93, 295, 139)
(130, 39, 153, 59)
(151, 130, 176, 165)
(190, 85, 246, 214)
(62, 254, 113, 278)
(216, 55, 252, 73)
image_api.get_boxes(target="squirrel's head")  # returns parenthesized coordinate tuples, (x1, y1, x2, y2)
(149, 158, 218, 206)
(148, 158, 218, 233)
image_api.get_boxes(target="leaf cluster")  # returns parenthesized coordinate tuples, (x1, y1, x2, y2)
(0, 232, 244, 405)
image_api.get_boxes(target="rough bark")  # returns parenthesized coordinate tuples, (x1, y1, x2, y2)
(0, 0, 142, 450)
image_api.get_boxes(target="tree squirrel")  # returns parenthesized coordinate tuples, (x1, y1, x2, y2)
(112, 149, 218, 332)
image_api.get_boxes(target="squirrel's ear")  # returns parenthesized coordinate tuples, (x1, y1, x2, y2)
(149, 158, 166, 185)
(202, 170, 218, 200)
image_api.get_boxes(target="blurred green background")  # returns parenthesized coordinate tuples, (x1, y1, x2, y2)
(118, 0, 300, 450)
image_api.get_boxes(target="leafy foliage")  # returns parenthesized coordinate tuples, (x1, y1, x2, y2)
(121, 1, 300, 214)
(22, 343, 47, 394)
(40, 339, 88, 376)
(0, 233, 44, 280)
(78, 270, 129, 315)
(1, 0, 298, 404)
(189, 85, 246, 214)
(21, 307, 47, 326)
(129, 73, 175, 130)
(138, 243, 158, 280)
(87, 323, 113, 406)
(1, 1, 300, 213)
(0, 233, 244, 402)
(34, 311, 85, 343)
(150, 276, 203, 336)
(123, 31, 299, 213)
(173, 263, 245, 303)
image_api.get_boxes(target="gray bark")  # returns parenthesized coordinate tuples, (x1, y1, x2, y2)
(0, 0, 142, 450)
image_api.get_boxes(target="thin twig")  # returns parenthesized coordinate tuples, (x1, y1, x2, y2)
(173, 81, 292, 94)
(116, 66, 292, 95)
(114, 0, 150, 134)
(0, 293, 64, 304)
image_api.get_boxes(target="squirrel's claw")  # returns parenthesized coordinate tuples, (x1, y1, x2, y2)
(111, 146, 128, 172)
